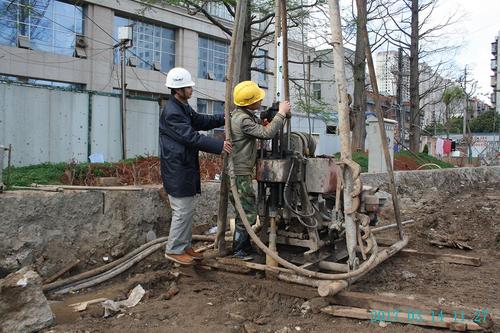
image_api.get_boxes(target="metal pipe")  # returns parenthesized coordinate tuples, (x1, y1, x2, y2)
(0, 145, 5, 193)
(371, 219, 415, 233)
(120, 43, 127, 160)
(267, 217, 278, 267)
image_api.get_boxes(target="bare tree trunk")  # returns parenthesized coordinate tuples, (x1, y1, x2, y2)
(240, 6, 253, 81)
(409, 0, 420, 152)
(328, 0, 358, 268)
(351, 0, 367, 153)
(216, 0, 248, 255)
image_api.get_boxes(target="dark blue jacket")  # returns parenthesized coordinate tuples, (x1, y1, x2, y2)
(159, 96, 225, 197)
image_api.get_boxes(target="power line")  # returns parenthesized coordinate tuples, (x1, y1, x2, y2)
(74, 7, 227, 102)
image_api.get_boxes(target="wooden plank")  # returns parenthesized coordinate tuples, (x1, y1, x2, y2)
(69, 297, 107, 312)
(321, 305, 483, 331)
(397, 248, 481, 266)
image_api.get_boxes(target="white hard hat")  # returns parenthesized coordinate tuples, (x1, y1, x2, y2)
(165, 67, 195, 88)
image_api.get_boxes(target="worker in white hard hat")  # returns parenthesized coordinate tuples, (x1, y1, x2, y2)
(160, 67, 232, 266)
(228, 80, 291, 260)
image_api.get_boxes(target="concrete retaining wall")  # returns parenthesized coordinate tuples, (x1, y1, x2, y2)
(1, 167, 498, 278)
(0, 183, 221, 278)
(361, 166, 500, 198)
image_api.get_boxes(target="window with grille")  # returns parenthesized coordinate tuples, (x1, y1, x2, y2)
(198, 36, 228, 82)
(197, 98, 225, 137)
(113, 15, 175, 72)
(312, 82, 321, 100)
(256, 48, 268, 87)
(0, 0, 84, 56)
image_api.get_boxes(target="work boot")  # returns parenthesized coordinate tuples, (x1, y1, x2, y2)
(185, 247, 204, 260)
(232, 225, 253, 261)
(232, 249, 253, 261)
(164, 253, 194, 265)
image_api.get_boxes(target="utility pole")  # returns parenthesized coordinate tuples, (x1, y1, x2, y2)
(118, 26, 132, 160)
(462, 66, 468, 137)
(396, 47, 404, 143)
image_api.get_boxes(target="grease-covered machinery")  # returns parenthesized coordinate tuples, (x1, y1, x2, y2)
(254, 108, 387, 269)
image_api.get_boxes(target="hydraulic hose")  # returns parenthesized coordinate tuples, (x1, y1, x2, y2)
(283, 159, 316, 220)
(53, 243, 165, 294)
(43, 237, 169, 292)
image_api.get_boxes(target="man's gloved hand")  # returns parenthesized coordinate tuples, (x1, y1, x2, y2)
(260, 102, 279, 122)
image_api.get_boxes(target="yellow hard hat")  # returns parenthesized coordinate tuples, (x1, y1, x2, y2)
(233, 81, 265, 107)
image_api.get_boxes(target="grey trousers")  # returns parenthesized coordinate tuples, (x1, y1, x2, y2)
(165, 195, 196, 254)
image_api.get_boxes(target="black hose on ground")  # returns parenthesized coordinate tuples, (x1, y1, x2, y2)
(43, 237, 169, 292)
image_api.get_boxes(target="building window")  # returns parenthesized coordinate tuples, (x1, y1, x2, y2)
(206, 2, 233, 22)
(197, 98, 225, 138)
(113, 15, 175, 72)
(0, 74, 84, 89)
(198, 36, 228, 82)
(326, 125, 336, 134)
(256, 49, 268, 87)
(0, 0, 83, 56)
(197, 98, 225, 115)
(197, 99, 208, 114)
(213, 100, 224, 115)
(312, 83, 321, 100)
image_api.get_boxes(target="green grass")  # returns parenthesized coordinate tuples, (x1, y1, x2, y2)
(335, 151, 369, 172)
(396, 150, 454, 169)
(335, 150, 453, 172)
(3, 156, 154, 188)
(4, 163, 67, 187)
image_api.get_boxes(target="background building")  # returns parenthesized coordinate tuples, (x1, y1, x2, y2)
(0, 0, 355, 165)
(491, 32, 499, 113)
(374, 50, 410, 102)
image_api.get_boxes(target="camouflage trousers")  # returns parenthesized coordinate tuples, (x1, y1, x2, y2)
(228, 175, 257, 228)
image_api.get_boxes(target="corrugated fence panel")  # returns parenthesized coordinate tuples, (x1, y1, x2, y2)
(126, 99, 159, 158)
(0, 84, 88, 166)
(48, 90, 89, 163)
(90, 94, 121, 162)
(90, 95, 159, 162)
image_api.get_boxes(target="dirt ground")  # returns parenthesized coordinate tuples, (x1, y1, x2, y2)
(44, 184, 499, 333)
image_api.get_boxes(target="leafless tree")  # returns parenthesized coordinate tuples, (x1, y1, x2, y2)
(140, 0, 327, 81)
(371, 0, 462, 152)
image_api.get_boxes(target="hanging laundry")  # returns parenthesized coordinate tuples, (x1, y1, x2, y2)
(443, 139, 452, 155)
(430, 138, 437, 156)
(436, 138, 444, 156)
(451, 141, 456, 151)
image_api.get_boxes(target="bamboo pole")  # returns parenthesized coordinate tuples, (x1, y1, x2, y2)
(355, 0, 405, 240)
(327, 0, 358, 268)
(216, 0, 248, 255)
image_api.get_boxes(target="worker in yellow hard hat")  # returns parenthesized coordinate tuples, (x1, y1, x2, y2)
(228, 80, 291, 260)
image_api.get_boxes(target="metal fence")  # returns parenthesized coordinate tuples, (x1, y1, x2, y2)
(0, 82, 160, 167)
